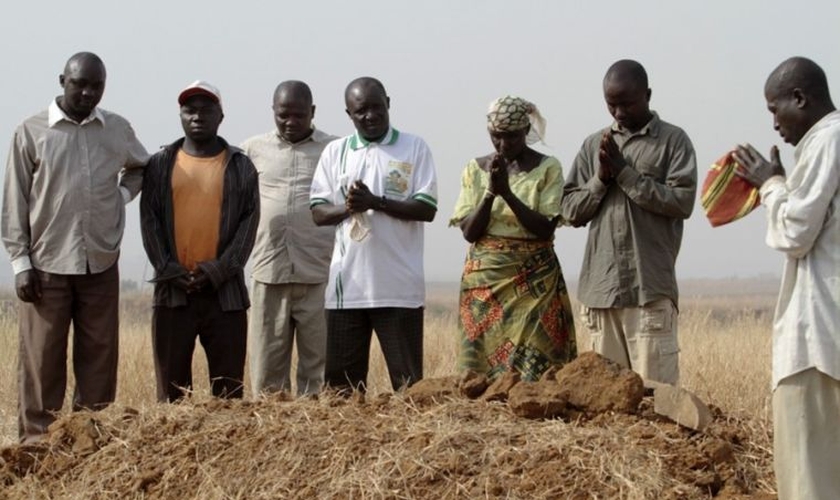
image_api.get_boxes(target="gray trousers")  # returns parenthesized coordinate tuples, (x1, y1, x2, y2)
(18, 264, 119, 443)
(248, 281, 327, 397)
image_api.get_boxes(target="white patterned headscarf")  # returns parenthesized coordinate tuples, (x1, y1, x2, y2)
(486, 95, 547, 145)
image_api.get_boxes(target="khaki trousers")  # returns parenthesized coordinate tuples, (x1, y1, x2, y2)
(581, 298, 679, 385)
(248, 281, 327, 397)
(773, 368, 840, 500)
(18, 265, 119, 443)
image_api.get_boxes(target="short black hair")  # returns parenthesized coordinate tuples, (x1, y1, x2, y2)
(274, 80, 313, 106)
(345, 77, 387, 103)
(604, 59, 648, 90)
(64, 52, 105, 74)
(766, 57, 831, 103)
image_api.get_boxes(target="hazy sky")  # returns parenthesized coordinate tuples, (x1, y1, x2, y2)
(1, 1, 838, 287)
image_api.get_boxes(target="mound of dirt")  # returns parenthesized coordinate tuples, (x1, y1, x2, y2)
(406, 352, 646, 421)
(0, 354, 776, 500)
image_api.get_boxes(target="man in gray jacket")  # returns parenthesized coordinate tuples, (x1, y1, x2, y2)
(561, 59, 697, 385)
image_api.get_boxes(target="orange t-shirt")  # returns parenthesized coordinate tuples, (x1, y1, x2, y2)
(172, 149, 226, 271)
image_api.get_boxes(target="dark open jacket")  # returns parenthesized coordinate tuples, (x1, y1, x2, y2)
(140, 137, 259, 311)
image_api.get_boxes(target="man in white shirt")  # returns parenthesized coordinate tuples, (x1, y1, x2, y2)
(734, 56, 840, 500)
(310, 77, 438, 393)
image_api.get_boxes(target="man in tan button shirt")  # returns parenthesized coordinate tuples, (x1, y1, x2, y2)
(1, 52, 149, 442)
(242, 81, 336, 397)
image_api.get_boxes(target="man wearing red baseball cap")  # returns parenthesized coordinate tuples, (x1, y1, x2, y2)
(177, 80, 223, 108)
(140, 80, 259, 402)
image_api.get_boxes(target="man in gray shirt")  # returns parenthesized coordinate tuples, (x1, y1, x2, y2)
(1, 52, 148, 442)
(561, 59, 696, 385)
(241, 81, 336, 397)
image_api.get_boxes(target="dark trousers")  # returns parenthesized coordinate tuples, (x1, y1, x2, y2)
(152, 291, 247, 402)
(325, 307, 423, 393)
(18, 265, 119, 443)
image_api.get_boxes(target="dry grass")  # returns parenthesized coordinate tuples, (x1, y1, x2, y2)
(0, 280, 778, 499)
(0, 284, 775, 440)
(1, 391, 773, 499)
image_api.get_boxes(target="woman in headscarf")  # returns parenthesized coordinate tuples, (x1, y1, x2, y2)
(450, 96, 576, 381)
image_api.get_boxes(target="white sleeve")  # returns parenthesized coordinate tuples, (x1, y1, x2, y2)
(760, 134, 840, 259)
(410, 138, 438, 209)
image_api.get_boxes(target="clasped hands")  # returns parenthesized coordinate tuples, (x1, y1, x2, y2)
(173, 269, 210, 294)
(487, 154, 512, 198)
(597, 132, 627, 184)
(595, 132, 785, 188)
(732, 144, 786, 187)
(345, 180, 379, 213)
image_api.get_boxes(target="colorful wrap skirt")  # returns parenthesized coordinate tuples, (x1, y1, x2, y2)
(457, 236, 577, 381)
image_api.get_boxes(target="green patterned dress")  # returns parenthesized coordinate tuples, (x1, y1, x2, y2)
(449, 156, 577, 381)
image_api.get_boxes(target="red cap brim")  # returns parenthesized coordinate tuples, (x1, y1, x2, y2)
(178, 88, 220, 106)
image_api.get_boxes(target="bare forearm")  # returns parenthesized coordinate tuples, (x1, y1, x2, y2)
(311, 204, 350, 226)
(378, 197, 436, 222)
(459, 195, 495, 243)
(501, 192, 556, 240)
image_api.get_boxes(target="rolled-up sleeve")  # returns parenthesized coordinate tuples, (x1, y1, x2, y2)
(118, 121, 150, 203)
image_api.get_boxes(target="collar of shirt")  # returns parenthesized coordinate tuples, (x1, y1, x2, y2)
(794, 109, 840, 162)
(610, 111, 661, 138)
(47, 98, 105, 128)
(274, 127, 332, 147)
(348, 126, 400, 150)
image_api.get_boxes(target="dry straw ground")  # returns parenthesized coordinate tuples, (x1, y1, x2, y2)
(0, 279, 778, 499)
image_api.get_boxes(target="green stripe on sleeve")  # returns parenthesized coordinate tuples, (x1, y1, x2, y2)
(412, 193, 438, 208)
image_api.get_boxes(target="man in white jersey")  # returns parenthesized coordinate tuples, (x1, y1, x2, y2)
(310, 77, 438, 393)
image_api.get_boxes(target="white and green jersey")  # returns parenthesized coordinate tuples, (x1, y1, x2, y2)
(310, 127, 438, 309)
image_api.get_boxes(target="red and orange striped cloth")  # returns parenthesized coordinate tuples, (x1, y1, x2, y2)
(701, 151, 760, 227)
